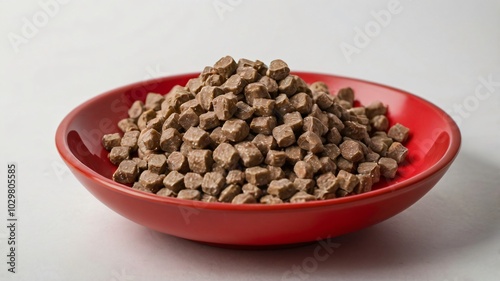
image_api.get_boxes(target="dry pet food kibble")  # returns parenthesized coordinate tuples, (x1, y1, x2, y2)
(103, 56, 410, 204)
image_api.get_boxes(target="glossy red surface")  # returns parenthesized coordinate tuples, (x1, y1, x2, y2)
(55, 73, 461, 246)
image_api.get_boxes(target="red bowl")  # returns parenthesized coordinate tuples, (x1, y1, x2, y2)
(55, 72, 461, 247)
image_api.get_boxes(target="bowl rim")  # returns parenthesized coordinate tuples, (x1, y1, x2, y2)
(55, 72, 461, 211)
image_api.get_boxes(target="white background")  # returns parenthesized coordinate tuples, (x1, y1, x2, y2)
(1, 0, 500, 280)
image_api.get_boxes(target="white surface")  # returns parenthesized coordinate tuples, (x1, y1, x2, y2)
(1, 0, 499, 280)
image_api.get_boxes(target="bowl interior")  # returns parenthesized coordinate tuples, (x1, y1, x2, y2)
(61, 72, 458, 196)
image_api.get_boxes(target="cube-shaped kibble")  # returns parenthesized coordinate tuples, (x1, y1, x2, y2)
(177, 189, 201, 200)
(183, 127, 211, 149)
(146, 116, 165, 132)
(234, 141, 263, 167)
(214, 55, 237, 79)
(293, 161, 314, 179)
(365, 151, 381, 163)
(138, 128, 161, 151)
(388, 123, 410, 143)
(267, 179, 296, 200)
(387, 142, 409, 164)
(378, 157, 398, 179)
(314, 188, 336, 200)
(278, 75, 297, 96)
(326, 127, 342, 145)
(316, 172, 339, 193)
(370, 115, 389, 131)
(242, 183, 263, 199)
(341, 121, 367, 140)
(322, 143, 341, 161)
(221, 118, 250, 142)
(339, 139, 364, 162)
(310, 81, 329, 93)
(163, 171, 185, 193)
(109, 146, 130, 165)
(293, 178, 315, 194)
(147, 154, 167, 174)
(197, 86, 224, 111)
(144, 93, 165, 111)
(285, 146, 305, 165)
(132, 157, 148, 171)
(337, 170, 360, 193)
(202, 194, 218, 203)
(335, 156, 355, 173)
(303, 153, 322, 173)
(266, 59, 290, 81)
(138, 170, 165, 193)
(357, 162, 381, 183)
(272, 125, 296, 148)
(198, 112, 220, 130)
(180, 99, 205, 116)
(137, 109, 156, 131)
(167, 151, 190, 173)
(102, 133, 121, 151)
(112, 160, 138, 184)
(365, 101, 387, 119)
(202, 172, 226, 196)
(212, 94, 237, 120)
(267, 165, 285, 180)
(184, 172, 203, 190)
(274, 94, 295, 117)
(290, 92, 313, 114)
(118, 118, 138, 133)
(252, 98, 275, 117)
(156, 187, 176, 197)
(234, 101, 255, 120)
(209, 127, 226, 146)
(237, 66, 259, 83)
(337, 87, 355, 105)
(178, 108, 200, 130)
(290, 191, 316, 203)
(319, 156, 336, 174)
(245, 166, 271, 186)
(221, 74, 246, 94)
(187, 77, 203, 94)
(252, 134, 277, 155)
(312, 91, 334, 110)
(162, 113, 183, 132)
(128, 100, 144, 119)
(232, 193, 257, 204)
(355, 174, 373, 194)
(260, 195, 283, 204)
(218, 184, 242, 202)
(160, 128, 182, 153)
(265, 150, 287, 167)
(250, 116, 277, 135)
(244, 82, 271, 105)
(226, 170, 245, 185)
(187, 149, 213, 173)
(213, 143, 240, 169)
(297, 131, 324, 154)
(283, 112, 303, 132)
(120, 131, 140, 152)
(303, 116, 328, 137)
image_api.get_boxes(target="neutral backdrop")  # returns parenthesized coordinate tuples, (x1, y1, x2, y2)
(1, 1, 499, 280)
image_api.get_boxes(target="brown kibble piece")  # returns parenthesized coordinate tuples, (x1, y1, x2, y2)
(177, 189, 201, 200)
(337, 170, 359, 193)
(109, 146, 130, 165)
(138, 128, 161, 151)
(274, 94, 295, 117)
(297, 131, 324, 154)
(387, 142, 408, 164)
(337, 87, 354, 106)
(310, 81, 329, 93)
(342, 121, 367, 140)
(112, 160, 138, 184)
(128, 100, 144, 120)
(290, 191, 316, 203)
(267, 59, 290, 80)
(260, 195, 283, 204)
(319, 156, 336, 174)
(272, 125, 296, 148)
(138, 170, 165, 193)
(371, 115, 389, 131)
(184, 172, 203, 189)
(314, 189, 336, 200)
(209, 127, 226, 146)
(147, 154, 167, 174)
(282, 112, 302, 132)
(285, 146, 305, 165)
(183, 127, 211, 149)
(199, 111, 221, 130)
(144, 93, 164, 111)
(303, 116, 328, 136)
(339, 139, 364, 162)
(313, 91, 334, 110)
(388, 123, 410, 143)
(201, 194, 218, 203)
(137, 109, 156, 131)
(156, 187, 176, 197)
(265, 150, 287, 167)
(218, 184, 242, 202)
(252, 98, 275, 117)
(121, 131, 140, 152)
(202, 172, 226, 196)
(290, 92, 313, 114)
(167, 151, 190, 173)
(102, 133, 121, 151)
(355, 174, 372, 194)
(222, 74, 247, 94)
(252, 134, 277, 155)
(232, 193, 256, 204)
(234, 101, 255, 120)
(326, 127, 342, 145)
(237, 66, 260, 83)
(245, 166, 270, 186)
(187, 149, 213, 173)
(162, 113, 183, 132)
(160, 128, 182, 153)
(213, 143, 240, 169)
(244, 83, 271, 106)
(336, 156, 355, 173)
(267, 166, 285, 180)
(258, 76, 279, 96)
(221, 118, 250, 142)
(250, 116, 277, 135)
(197, 86, 224, 111)
(226, 170, 245, 185)
(178, 108, 200, 130)
(303, 153, 322, 174)
(235, 141, 263, 167)
(267, 179, 296, 200)
(133, 157, 148, 171)
(357, 162, 380, 184)
(214, 55, 237, 79)
(316, 172, 340, 193)
(293, 161, 314, 179)
(323, 143, 341, 161)
(365, 101, 387, 119)
(212, 94, 237, 120)
(180, 99, 204, 116)
(293, 178, 315, 194)
(278, 75, 297, 96)
(163, 171, 185, 193)
(187, 77, 203, 94)
(118, 118, 139, 132)
(378, 157, 398, 179)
